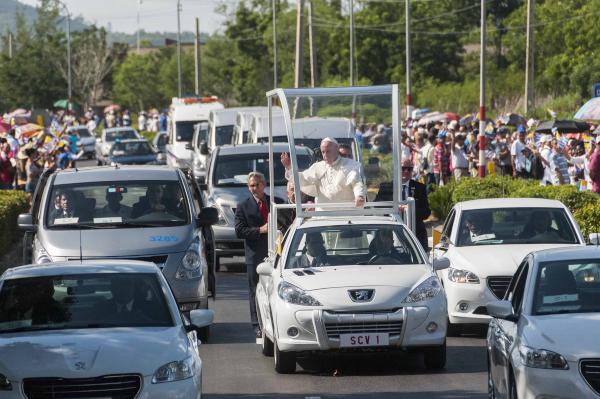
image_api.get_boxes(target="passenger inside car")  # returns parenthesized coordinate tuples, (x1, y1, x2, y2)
(96, 189, 132, 219)
(520, 210, 561, 242)
(290, 232, 331, 268)
(131, 184, 166, 218)
(367, 229, 412, 264)
(49, 190, 75, 223)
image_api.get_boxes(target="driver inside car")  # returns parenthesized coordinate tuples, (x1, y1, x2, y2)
(290, 232, 330, 268)
(367, 229, 409, 264)
(131, 184, 166, 218)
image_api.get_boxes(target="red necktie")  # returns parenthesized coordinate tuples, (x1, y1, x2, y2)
(258, 199, 268, 224)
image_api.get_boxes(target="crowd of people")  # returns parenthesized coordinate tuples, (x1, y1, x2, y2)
(356, 118, 600, 195)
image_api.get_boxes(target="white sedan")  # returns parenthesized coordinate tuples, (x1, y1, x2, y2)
(255, 216, 450, 374)
(0, 260, 213, 398)
(432, 198, 585, 334)
(487, 246, 600, 399)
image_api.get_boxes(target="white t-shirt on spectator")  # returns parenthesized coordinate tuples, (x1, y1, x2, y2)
(511, 140, 527, 172)
(452, 144, 469, 169)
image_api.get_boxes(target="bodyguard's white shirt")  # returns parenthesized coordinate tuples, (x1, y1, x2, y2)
(287, 156, 366, 206)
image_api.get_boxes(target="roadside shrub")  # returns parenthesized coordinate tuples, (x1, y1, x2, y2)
(451, 175, 526, 203)
(0, 190, 30, 257)
(429, 182, 455, 220)
(511, 184, 599, 213)
(574, 203, 600, 238)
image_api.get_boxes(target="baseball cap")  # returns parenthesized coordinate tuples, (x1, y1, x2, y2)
(517, 125, 526, 134)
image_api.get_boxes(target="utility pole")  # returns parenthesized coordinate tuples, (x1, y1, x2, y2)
(524, 0, 535, 115)
(349, 0, 355, 86)
(272, 0, 278, 88)
(176, 0, 183, 97)
(294, 0, 305, 88)
(405, 0, 412, 119)
(194, 17, 201, 96)
(8, 32, 12, 59)
(308, 1, 317, 88)
(478, 0, 487, 178)
(137, 0, 142, 53)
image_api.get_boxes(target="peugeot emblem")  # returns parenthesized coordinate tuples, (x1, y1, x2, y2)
(74, 361, 87, 370)
(348, 289, 375, 302)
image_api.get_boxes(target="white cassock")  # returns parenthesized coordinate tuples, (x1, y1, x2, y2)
(287, 156, 366, 207)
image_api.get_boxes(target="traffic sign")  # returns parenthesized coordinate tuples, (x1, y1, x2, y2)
(593, 83, 600, 98)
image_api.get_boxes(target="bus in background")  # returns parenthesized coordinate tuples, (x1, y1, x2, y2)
(167, 96, 224, 170)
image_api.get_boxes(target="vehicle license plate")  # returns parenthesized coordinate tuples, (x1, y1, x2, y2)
(340, 333, 389, 347)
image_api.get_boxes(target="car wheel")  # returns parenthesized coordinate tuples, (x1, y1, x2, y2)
(446, 319, 462, 337)
(487, 360, 497, 399)
(197, 326, 210, 343)
(274, 341, 296, 374)
(97, 159, 102, 166)
(215, 255, 221, 272)
(262, 332, 274, 357)
(423, 341, 446, 370)
(508, 368, 518, 399)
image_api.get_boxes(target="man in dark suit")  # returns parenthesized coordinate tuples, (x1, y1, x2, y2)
(235, 171, 282, 338)
(375, 159, 431, 251)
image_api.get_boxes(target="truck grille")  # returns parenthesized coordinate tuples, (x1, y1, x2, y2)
(581, 359, 600, 396)
(487, 276, 512, 299)
(23, 374, 141, 399)
(322, 309, 403, 339)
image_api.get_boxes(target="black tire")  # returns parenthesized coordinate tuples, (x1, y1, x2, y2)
(97, 159, 102, 166)
(262, 333, 274, 357)
(197, 326, 210, 343)
(446, 319, 462, 337)
(215, 255, 221, 272)
(274, 342, 296, 374)
(423, 341, 446, 369)
(508, 368, 518, 399)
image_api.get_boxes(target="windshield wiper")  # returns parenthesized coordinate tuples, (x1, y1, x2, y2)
(50, 223, 112, 229)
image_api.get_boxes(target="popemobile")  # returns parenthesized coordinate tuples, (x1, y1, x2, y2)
(253, 85, 452, 373)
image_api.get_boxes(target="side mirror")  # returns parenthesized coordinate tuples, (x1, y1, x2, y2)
(196, 207, 218, 227)
(185, 143, 193, 150)
(200, 142, 209, 155)
(588, 233, 600, 246)
(18, 213, 36, 232)
(96, 137, 102, 143)
(189, 309, 214, 329)
(257, 261, 274, 276)
(487, 300, 518, 322)
(432, 257, 450, 271)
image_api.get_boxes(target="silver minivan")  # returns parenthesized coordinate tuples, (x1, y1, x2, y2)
(18, 166, 218, 339)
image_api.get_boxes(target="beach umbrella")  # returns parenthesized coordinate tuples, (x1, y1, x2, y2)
(574, 97, 600, 120)
(535, 120, 589, 134)
(103, 104, 121, 113)
(499, 113, 527, 127)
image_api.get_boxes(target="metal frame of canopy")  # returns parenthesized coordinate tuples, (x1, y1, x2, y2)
(264, 85, 415, 256)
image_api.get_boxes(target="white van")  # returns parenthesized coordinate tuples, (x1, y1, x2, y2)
(233, 107, 268, 144)
(167, 97, 223, 170)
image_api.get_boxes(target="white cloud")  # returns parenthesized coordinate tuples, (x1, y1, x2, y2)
(17, 0, 237, 34)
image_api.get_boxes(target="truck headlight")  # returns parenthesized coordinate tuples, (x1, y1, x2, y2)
(176, 241, 206, 280)
(447, 267, 480, 284)
(519, 345, 569, 369)
(403, 276, 442, 303)
(36, 246, 52, 264)
(278, 281, 322, 306)
(152, 356, 196, 383)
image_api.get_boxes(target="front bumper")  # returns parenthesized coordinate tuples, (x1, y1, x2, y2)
(514, 360, 599, 399)
(213, 225, 245, 257)
(272, 294, 447, 353)
(443, 277, 500, 325)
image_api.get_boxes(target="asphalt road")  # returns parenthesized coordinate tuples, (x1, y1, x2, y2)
(201, 258, 488, 399)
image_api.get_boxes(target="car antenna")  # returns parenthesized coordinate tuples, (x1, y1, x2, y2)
(79, 229, 83, 263)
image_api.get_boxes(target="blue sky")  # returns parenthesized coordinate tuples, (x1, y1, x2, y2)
(18, 0, 237, 34)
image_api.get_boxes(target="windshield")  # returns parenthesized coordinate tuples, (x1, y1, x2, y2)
(106, 129, 137, 142)
(213, 153, 311, 187)
(533, 260, 600, 315)
(456, 208, 578, 246)
(46, 180, 189, 228)
(74, 128, 91, 138)
(285, 225, 424, 268)
(215, 125, 234, 146)
(175, 121, 196, 142)
(0, 273, 174, 333)
(110, 141, 153, 156)
(196, 123, 208, 147)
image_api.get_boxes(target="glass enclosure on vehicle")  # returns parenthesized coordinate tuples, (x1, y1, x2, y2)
(456, 208, 579, 247)
(0, 273, 174, 333)
(213, 152, 312, 187)
(286, 225, 424, 268)
(175, 121, 196, 142)
(533, 260, 600, 315)
(214, 125, 235, 146)
(45, 180, 189, 228)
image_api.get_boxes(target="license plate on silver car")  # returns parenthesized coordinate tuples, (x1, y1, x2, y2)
(340, 333, 389, 347)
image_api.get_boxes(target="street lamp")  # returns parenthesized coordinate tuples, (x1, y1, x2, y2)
(56, 0, 72, 108)
(176, 0, 182, 97)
